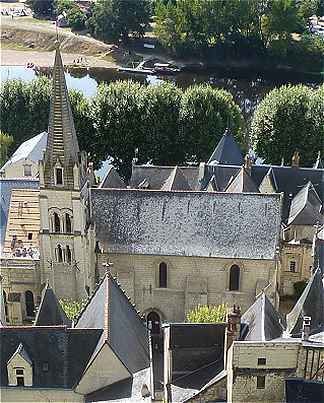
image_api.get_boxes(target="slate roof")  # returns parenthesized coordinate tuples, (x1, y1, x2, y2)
(34, 283, 71, 327)
(0, 178, 39, 248)
(241, 293, 285, 341)
(225, 167, 260, 193)
(286, 267, 324, 337)
(208, 129, 244, 166)
(91, 189, 281, 260)
(161, 166, 192, 191)
(203, 164, 324, 222)
(99, 166, 125, 189)
(75, 273, 149, 375)
(0, 131, 47, 173)
(130, 165, 199, 190)
(287, 182, 323, 226)
(0, 327, 101, 388)
(9, 343, 32, 365)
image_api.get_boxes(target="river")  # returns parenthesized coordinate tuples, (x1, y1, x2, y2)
(0, 65, 319, 122)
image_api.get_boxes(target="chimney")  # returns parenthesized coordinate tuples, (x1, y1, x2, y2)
(302, 316, 311, 341)
(291, 151, 300, 168)
(224, 305, 241, 365)
(244, 154, 252, 175)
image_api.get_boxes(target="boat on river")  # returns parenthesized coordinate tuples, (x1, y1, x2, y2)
(118, 61, 181, 76)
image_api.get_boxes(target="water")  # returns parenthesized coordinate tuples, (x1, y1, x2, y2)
(0, 65, 319, 120)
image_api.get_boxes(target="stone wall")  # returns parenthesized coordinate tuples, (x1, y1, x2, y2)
(97, 252, 277, 322)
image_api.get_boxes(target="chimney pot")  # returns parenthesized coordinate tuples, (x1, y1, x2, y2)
(302, 316, 311, 341)
(291, 151, 300, 168)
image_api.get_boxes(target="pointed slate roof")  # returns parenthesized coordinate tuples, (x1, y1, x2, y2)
(44, 42, 80, 187)
(75, 273, 149, 374)
(161, 166, 192, 191)
(225, 167, 260, 193)
(286, 267, 324, 337)
(208, 129, 243, 166)
(287, 182, 323, 226)
(8, 343, 32, 365)
(241, 293, 285, 341)
(259, 167, 278, 193)
(34, 283, 71, 327)
(99, 166, 126, 189)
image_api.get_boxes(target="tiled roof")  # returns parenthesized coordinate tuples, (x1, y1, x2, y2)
(75, 273, 149, 375)
(0, 131, 47, 172)
(34, 283, 71, 327)
(91, 189, 281, 260)
(0, 179, 39, 249)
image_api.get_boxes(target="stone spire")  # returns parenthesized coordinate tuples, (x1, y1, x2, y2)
(43, 41, 80, 188)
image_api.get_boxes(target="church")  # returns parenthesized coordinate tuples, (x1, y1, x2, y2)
(0, 44, 323, 328)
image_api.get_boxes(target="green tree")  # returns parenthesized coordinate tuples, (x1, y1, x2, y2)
(179, 85, 245, 162)
(55, 0, 86, 30)
(88, 0, 151, 42)
(59, 298, 87, 321)
(186, 304, 227, 323)
(142, 82, 184, 165)
(251, 84, 324, 167)
(92, 80, 146, 180)
(0, 131, 13, 167)
(27, 0, 55, 15)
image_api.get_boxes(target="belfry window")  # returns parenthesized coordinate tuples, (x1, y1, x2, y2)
(56, 245, 63, 262)
(159, 262, 167, 288)
(65, 214, 72, 233)
(55, 168, 63, 185)
(229, 265, 240, 291)
(53, 213, 60, 233)
(25, 291, 35, 317)
(66, 245, 72, 264)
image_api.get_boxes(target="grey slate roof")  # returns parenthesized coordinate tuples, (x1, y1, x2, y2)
(241, 293, 285, 341)
(0, 131, 47, 173)
(0, 327, 101, 388)
(225, 167, 260, 193)
(75, 273, 149, 375)
(287, 182, 323, 226)
(208, 129, 244, 166)
(161, 166, 192, 191)
(130, 165, 199, 190)
(99, 166, 125, 189)
(91, 189, 281, 260)
(34, 283, 71, 327)
(9, 343, 32, 365)
(0, 178, 39, 248)
(286, 267, 324, 337)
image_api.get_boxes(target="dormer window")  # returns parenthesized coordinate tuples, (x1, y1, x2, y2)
(23, 164, 32, 177)
(7, 343, 33, 387)
(15, 368, 25, 386)
(55, 168, 63, 185)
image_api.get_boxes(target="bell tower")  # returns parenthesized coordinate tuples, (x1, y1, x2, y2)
(38, 42, 91, 299)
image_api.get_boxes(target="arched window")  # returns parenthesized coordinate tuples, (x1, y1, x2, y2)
(229, 265, 240, 291)
(3, 290, 8, 322)
(56, 245, 63, 262)
(25, 290, 35, 317)
(147, 311, 161, 335)
(159, 262, 167, 288)
(65, 214, 72, 233)
(53, 213, 60, 233)
(66, 245, 72, 264)
(55, 168, 63, 185)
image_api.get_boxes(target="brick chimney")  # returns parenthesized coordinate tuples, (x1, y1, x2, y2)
(224, 305, 241, 364)
(244, 154, 252, 175)
(291, 151, 300, 168)
(302, 316, 311, 341)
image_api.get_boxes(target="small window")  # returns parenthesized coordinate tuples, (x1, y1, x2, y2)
(257, 375, 265, 389)
(289, 261, 297, 273)
(23, 165, 32, 177)
(53, 213, 60, 233)
(66, 245, 72, 264)
(27, 233, 33, 240)
(25, 290, 35, 317)
(57, 245, 63, 262)
(65, 214, 72, 233)
(229, 265, 240, 291)
(258, 358, 266, 365)
(159, 262, 167, 288)
(15, 368, 24, 386)
(42, 362, 49, 372)
(55, 168, 63, 185)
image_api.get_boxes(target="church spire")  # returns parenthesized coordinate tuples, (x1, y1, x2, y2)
(44, 41, 80, 188)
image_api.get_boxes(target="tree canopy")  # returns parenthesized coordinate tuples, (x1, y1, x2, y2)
(59, 298, 87, 321)
(186, 304, 227, 323)
(27, 0, 54, 15)
(0, 131, 13, 168)
(88, 0, 151, 42)
(251, 84, 324, 167)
